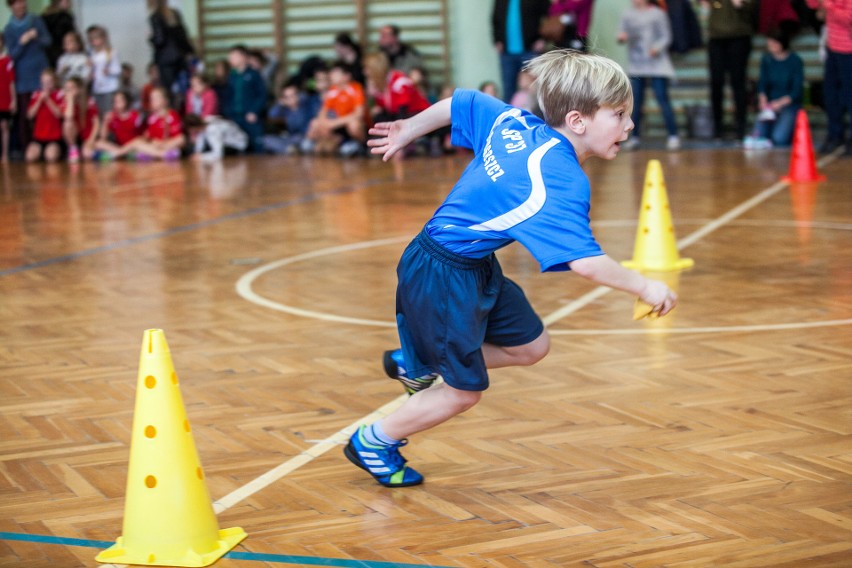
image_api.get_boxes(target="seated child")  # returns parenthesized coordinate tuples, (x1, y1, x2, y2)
(303, 61, 365, 156)
(61, 77, 99, 163)
(185, 74, 218, 119)
(747, 28, 803, 149)
(184, 113, 248, 162)
(111, 87, 185, 160)
(344, 50, 677, 488)
(93, 90, 142, 159)
(263, 83, 313, 155)
(26, 69, 64, 163)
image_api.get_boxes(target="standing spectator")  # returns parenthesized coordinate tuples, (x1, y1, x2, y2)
(378, 25, 423, 74)
(185, 74, 218, 119)
(618, 0, 681, 151)
(4, 0, 51, 155)
(25, 67, 62, 162)
(86, 25, 121, 116)
(703, 0, 758, 140)
(334, 32, 365, 86)
(509, 69, 534, 111)
(56, 31, 90, 85)
(148, 0, 194, 102)
(548, 0, 595, 51)
(807, 0, 852, 155)
(40, 0, 75, 67)
(263, 83, 313, 155)
(0, 34, 15, 162)
(304, 61, 365, 156)
(748, 28, 803, 148)
(224, 44, 266, 151)
(491, 0, 550, 102)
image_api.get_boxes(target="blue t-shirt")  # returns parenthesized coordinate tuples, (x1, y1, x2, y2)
(425, 89, 604, 273)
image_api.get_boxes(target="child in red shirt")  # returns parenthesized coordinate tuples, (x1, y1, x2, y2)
(304, 61, 365, 155)
(112, 87, 185, 160)
(185, 74, 218, 119)
(94, 91, 142, 159)
(0, 35, 15, 163)
(363, 52, 430, 121)
(26, 69, 64, 163)
(61, 78, 100, 163)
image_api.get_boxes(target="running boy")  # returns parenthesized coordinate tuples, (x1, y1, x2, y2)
(345, 50, 678, 488)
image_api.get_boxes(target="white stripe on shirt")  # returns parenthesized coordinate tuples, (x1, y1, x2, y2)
(468, 137, 561, 232)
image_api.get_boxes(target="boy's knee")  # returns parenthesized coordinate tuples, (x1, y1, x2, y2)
(445, 388, 482, 413)
(515, 331, 550, 366)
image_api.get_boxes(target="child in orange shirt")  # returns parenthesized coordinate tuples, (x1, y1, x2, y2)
(25, 69, 63, 163)
(304, 61, 365, 156)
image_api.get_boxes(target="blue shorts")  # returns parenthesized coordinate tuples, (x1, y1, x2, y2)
(395, 229, 544, 391)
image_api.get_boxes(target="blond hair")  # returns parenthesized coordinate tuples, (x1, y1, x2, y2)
(524, 50, 632, 127)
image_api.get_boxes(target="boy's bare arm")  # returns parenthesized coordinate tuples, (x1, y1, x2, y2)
(368, 98, 451, 161)
(569, 254, 678, 316)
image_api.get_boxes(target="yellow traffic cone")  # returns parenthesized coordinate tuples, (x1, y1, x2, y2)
(622, 160, 694, 272)
(97, 329, 246, 567)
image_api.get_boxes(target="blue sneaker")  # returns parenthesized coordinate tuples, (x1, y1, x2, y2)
(382, 349, 438, 395)
(344, 425, 423, 487)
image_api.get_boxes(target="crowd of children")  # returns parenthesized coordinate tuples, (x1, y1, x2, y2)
(0, 15, 455, 165)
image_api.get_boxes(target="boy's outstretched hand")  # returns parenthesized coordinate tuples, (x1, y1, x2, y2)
(368, 120, 412, 161)
(636, 279, 678, 319)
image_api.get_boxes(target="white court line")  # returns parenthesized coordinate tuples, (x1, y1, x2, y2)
(212, 393, 408, 514)
(218, 151, 842, 517)
(549, 318, 852, 335)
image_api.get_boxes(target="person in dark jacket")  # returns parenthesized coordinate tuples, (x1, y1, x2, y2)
(4, 0, 51, 154)
(224, 44, 267, 152)
(147, 0, 194, 104)
(40, 0, 75, 67)
(703, 0, 758, 140)
(492, 0, 551, 102)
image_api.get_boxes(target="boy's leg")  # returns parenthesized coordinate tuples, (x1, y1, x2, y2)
(1, 120, 9, 162)
(44, 143, 61, 163)
(630, 76, 646, 139)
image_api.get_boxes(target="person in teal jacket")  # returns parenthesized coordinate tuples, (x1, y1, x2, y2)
(224, 44, 267, 152)
(752, 28, 803, 148)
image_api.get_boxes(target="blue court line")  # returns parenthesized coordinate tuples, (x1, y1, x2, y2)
(0, 180, 385, 278)
(0, 532, 454, 568)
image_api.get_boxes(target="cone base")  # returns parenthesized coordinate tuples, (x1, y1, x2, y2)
(622, 257, 694, 272)
(781, 174, 826, 183)
(95, 526, 246, 567)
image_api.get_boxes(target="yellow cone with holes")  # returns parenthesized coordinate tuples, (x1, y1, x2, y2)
(622, 160, 694, 272)
(96, 329, 246, 567)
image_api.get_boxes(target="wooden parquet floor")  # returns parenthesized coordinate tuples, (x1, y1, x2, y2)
(0, 149, 850, 567)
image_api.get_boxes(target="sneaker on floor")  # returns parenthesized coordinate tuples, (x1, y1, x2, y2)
(68, 146, 80, 163)
(299, 139, 315, 154)
(343, 425, 423, 487)
(382, 349, 438, 395)
(666, 136, 681, 151)
(163, 148, 181, 161)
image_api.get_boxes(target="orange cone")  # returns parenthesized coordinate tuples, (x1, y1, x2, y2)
(782, 110, 826, 183)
